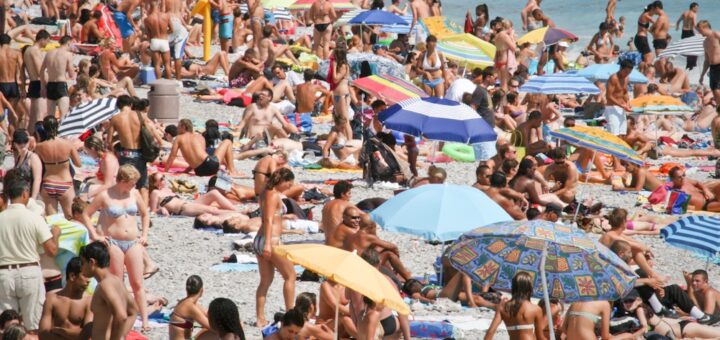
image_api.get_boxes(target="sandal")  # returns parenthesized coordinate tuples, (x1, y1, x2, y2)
(144, 266, 160, 279)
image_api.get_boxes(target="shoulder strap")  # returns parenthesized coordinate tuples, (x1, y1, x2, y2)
(135, 111, 146, 128)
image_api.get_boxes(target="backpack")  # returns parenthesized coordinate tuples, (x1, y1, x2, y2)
(136, 111, 160, 162)
(359, 134, 410, 185)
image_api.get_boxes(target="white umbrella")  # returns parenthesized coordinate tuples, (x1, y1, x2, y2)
(659, 35, 705, 58)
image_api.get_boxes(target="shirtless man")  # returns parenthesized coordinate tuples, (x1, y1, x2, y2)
(515, 110, 549, 156)
(600, 208, 660, 280)
(521, 0, 541, 31)
(659, 61, 690, 94)
(236, 88, 297, 140)
(228, 48, 265, 89)
(258, 26, 299, 71)
(511, 158, 567, 209)
(623, 116, 654, 156)
(604, 59, 633, 137)
(106, 95, 149, 201)
(544, 147, 578, 204)
(481, 172, 526, 220)
(530, 9, 554, 28)
(613, 160, 663, 192)
(112, 0, 141, 54)
(473, 164, 528, 207)
(668, 166, 720, 212)
(308, 0, 336, 60)
(23, 30, 51, 131)
(39, 257, 93, 340)
(98, 45, 140, 82)
(320, 181, 353, 236)
(698, 20, 720, 105)
(676, 2, 699, 70)
(40, 36, 75, 118)
(165, 118, 238, 176)
(344, 214, 412, 281)
(686, 269, 720, 316)
(0, 34, 25, 128)
(167, 0, 189, 80)
(649, 1, 669, 59)
(80, 242, 136, 340)
(409, 0, 430, 44)
(80, 11, 104, 44)
(326, 206, 360, 248)
(144, 0, 172, 79)
(587, 22, 614, 64)
(295, 70, 329, 115)
(210, 0, 232, 52)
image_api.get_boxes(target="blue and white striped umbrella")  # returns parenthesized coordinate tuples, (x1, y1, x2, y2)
(519, 73, 600, 95)
(661, 215, 720, 258)
(378, 97, 496, 143)
(239, 4, 293, 20)
(59, 98, 118, 137)
(659, 35, 705, 58)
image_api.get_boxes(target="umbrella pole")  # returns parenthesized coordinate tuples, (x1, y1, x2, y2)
(573, 151, 597, 220)
(335, 287, 340, 340)
(540, 243, 556, 340)
(706, 256, 711, 271)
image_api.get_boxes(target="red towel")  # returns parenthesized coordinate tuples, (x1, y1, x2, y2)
(464, 13, 473, 33)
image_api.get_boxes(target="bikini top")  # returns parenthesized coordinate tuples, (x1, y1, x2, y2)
(423, 51, 441, 71)
(506, 324, 535, 331)
(567, 311, 602, 325)
(105, 199, 139, 218)
(638, 20, 650, 29)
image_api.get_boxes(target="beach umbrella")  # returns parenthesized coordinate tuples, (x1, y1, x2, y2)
(630, 95, 694, 115)
(347, 9, 407, 25)
(352, 74, 427, 105)
(420, 16, 463, 39)
(58, 98, 118, 137)
(337, 9, 412, 33)
(274, 244, 409, 339)
(517, 26, 578, 46)
(661, 215, 720, 268)
(519, 73, 600, 94)
(261, 0, 295, 8)
(318, 53, 405, 80)
(370, 184, 512, 242)
(548, 126, 644, 166)
(658, 35, 705, 58)
(288, 0, 356, 10)
(239, 4, 292, 20)
(378, 97, 496, 144)
(437, 33, 496, 69)
(447, 220, 637, 340)
(574, 64, 648, 84)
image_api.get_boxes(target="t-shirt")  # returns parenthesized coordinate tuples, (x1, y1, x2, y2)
(0, 203, 52, 265)
(471, 85, 495, 128)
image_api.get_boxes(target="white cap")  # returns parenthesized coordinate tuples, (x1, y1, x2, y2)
(558, 41, 569, 48)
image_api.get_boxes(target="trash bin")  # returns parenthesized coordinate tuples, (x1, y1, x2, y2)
(148, 79, 179, 124)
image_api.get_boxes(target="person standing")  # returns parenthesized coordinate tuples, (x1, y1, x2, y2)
(634, 3, 656, 65)
(605, 59, 633, 137)
(40, 36, 75, 119)
(0, 169, 60, 337)
(144, 0, 173, 80)
(23, 30, 51, 131)
(107, 95, 149, 203)
(649, 1, 669, 67)
(0, 34, 26, 129)
(698, 20, 720, 106)
(676, 2, 699, 70)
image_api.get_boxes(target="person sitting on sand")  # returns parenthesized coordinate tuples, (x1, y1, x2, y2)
(480, 172, 527, 220)
(685, 269, 720, 316)
(510, 158, 567, 209)
(344, 214, 413, 282)
(321, 181, 354, 236)
(543, 147, 578, 204)
(667, 166, 720, 211)
(165, 119, 240, 177)
(409, 165, 446, 188)
(484, 271, 546, 340)
(659, 60, 690, 95)
(228, 48, 269, 89)
(236, 88, 299, 141)
(295, 293, 334, 340)
(177, 51, 231, 80)
(148, 172, 242, 217)
(621, 293, 720, 338)
(319, 279, 357, 338)
(599, 208, 659, 279)
(515, 110, 550, 157)
(319, 124, 361, 170)
(611, 160, 663, 192)
(262, 309, 305, 340)
(473, 165, 529, 208)
(169, 275, 211, 340)
(38, 257, 93, 340)
(196, 298, 245, 340)
(623, 117, 654, 157)
(326, 206, 360, 249)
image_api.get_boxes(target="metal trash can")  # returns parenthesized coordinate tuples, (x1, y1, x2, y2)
(148, 79, 180, 124)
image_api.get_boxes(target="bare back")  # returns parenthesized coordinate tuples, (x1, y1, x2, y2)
(24, 45, 44, 81)
(44, 48, 74, 82)
(176, 132, 209, 168)
(110, 110, 142, 149)
(0, 47, 21, 83)
(91, 276, 135, 340)
(321, 199, 351, 235)
(145, 11, 170, 39)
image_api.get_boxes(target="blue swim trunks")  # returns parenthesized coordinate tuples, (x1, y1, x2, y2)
(112, 11, 135, 39)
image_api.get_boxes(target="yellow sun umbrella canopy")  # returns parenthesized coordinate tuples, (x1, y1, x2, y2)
(273, 244, 410, 315)
(437, 33, 496, 69)
(517, 26, 578, 46)
(629, 95, 694, 115)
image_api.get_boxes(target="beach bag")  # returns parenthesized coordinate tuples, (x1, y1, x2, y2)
(665, 190, 690, 215)
(359, 134, 410, 185)
(286, 113, 312, 133)
(136, 111, 160, 162)
(648, 183, 670, 204)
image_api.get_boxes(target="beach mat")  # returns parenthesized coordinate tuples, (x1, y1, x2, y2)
(409, 320, 455, 339)
(211, 263, 304, 273)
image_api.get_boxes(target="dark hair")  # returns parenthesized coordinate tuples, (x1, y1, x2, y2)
(303, 69, 315, 82)
(426, 34, 437, 43)
(221, 131, 233, 142)
(165, 125, 178, 137)
(281, 308, 305, 328)
(607, 208, 628, 229)
(92, 10, 102, 19)
(12, 129, 29, 145)
(505, 271, 534, 317)
(131, 98, 149, 111)
(528, 110, 542, 121)
(66, 257, 83, 280)
(506, 91, 518, 103)
(482, 66, 496, 80)
(501, 158, 519, 175)
(208, 298, 245, 339)
(2, 325, 26, 340)
(669, 166, 683, 179)
(0, 309, 21, 329)
(80, 241, 111, 268)
(690, 2, 698, 9)
(361, 248, 380, 266)
(266, 168, 295, 190)
(115, 95, 134, 110)
(526, 207, 541, 220)
(59, 36, 72, 45)
(295, 292, 316, 319)
(476, 164, 491, 176)
(489, 172, 507, 188)
(333, 180, 353, 199)
(203, 119, 221, 147)
(518, 158, 535, 177)
(43, 116, 59, 139)
(651, 0, 662, 10)
(371, 99, 386, 111)
(2, 169, 29, 200)
(691, 269, 708, 281)
(79, 8, 91, 23)
(0, 34, 11, 45)
(262, 25, 272, 37)
(599, 22, 609, 31)
(36, 29, 51, 41)
(619, 59, 634, 70)
(186, 275, 203, 295)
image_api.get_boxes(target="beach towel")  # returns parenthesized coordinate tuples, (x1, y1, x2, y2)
(286, 112, 313, 133)
(410, 320, 455, 339)
(46, 214, 90, 284)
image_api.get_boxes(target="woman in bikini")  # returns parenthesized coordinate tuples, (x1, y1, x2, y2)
(148, 172, 243, 217)
(34, 116, 82, 218)
(562, 301, 611, 340)
(504, 91, 527, 124)
(255, 168, 297, 327)
(309, 0, 336, 60)
(252, 150, 288, 196)
(494, 19, 518, 89)
(320, 125, 361, 169)
(11, 129, 41, 199)
(169, 275, 211, 340)
(635, 3, 656, 65)
(82, 165, 151, 332)
(484, 271, 546, 340)
(416, 35, 447, 98)
(82, 136, 119, 199)
(330, 41, 353, 143)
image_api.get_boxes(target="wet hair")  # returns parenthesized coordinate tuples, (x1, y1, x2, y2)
(266, 168, 295, 190)
(43, 116, 59, 139)
(294, 292, 316, 319)
(203, 119, 221, 147)
(3, 169, 29, 200)
(36, 29, 51, 41)
(165, 125, 178, 137)
(208, 298, 245, 339)
(528, 110, 542, 121)
(501, 158, 519, 174)
(333, 180, 353, 199)
(2, 325, 26, 340)
(506, 271, 534, 317)
(186, 275, 203, 295)
(361, 248, 380, 266)
(80, 241, 111, 268)
(66, 256, 83, 280)
(117, 164, 140, 183)
(116, 94, 134, 110)
(179, 119, 194, 132)
(0, 310, 21, 329)
(84, 135, 105, 153)
(489, 172, 507, 188)
(71, 197, 87, 216)
(12, 129, 29, 145)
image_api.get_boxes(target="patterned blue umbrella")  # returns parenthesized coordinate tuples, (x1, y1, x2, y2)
(318, 53, 405, 80)
(661, 215, 720, 260)
(347, 9, 407, 25)
(519, 73, 600, 94)
(378, 97, 496, 143)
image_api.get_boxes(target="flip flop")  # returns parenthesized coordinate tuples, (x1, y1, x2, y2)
(144, 267, 160, 279)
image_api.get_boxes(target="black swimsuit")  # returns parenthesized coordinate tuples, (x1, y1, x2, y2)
(315, 23, 330, 32)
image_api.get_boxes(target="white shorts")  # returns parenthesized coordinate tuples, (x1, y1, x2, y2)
(170, 36, 188, 60)
(603, 105, 627, 135)
(150, 38, 170, 53)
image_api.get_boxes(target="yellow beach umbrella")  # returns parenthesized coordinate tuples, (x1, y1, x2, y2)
(273, 244, 409, 315)
(261, 0, 295, 8)
(437, 33, 496, 69)
(630, 94, 686, 107)
(420, 16, 462, 39)
(629, 95, 694, 115)
(517, 26, 578, 46)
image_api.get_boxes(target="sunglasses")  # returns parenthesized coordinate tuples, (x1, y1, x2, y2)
(345, 215, 361, 220)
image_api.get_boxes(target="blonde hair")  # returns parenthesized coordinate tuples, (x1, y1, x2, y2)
(117, 164, 140, 183)
(502, 19, 513, 30)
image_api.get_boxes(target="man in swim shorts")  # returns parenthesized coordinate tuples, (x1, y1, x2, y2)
(144, 0, 172, 79)
(0, 34, 25, 128)
(604, 59, 633, 136)
(41, 36, 75, 119)
(112, 0, 141, 54)
(166, 119, 240, 176)
(210, 0, 233, 52)
(698, 20, 720, 105)
(23, 30, 51, 131)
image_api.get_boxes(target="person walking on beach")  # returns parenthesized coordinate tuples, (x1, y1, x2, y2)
(112, 0, 141, 54)
(409, 0, 430, 44)
(484, 271, 546, 340)
(40, 36, 75, 119)
(649, 1, 669, 63)
(254, 168, 297, 327)
(0, 34, 26, 129)
(676, 2, 699, 70)
(107, 95, 149, 202)
(23, 30, 51, 131)
(698, 20, 720, 105)
(144, 0, 172, 80)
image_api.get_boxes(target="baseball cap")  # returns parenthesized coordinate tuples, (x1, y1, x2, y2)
(372, 44, 387, 52)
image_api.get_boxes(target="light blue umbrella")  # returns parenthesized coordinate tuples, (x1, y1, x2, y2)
(574, 63, 648, 84)
(661, 215, 720, 268)
(348, 9, 407, 25)
(519, 73, 600, 95)
(370, 184, 512, 242)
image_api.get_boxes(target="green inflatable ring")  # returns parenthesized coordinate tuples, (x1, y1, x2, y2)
(442, 143, 475, 162)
